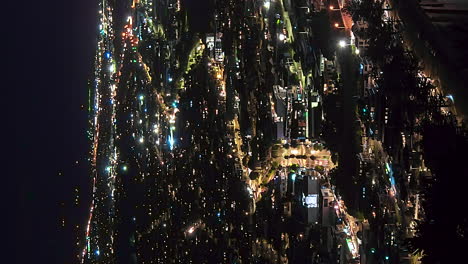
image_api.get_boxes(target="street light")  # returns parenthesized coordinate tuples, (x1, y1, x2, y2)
(187, 226, 195, 234)
(278, 33, 286, 42)
(338, 40, 346, 48)
(338, 40, 358, 55)
(335, 23, 345, 29)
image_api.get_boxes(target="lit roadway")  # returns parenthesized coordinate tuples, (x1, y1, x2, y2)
(277, 141, 335, 170)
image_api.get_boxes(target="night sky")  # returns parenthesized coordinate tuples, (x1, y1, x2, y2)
(13, 1, 96, 263)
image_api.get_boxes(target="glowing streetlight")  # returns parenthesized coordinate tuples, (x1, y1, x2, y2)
(187, 226, 195, 234)
(338, 40, 346, 48)
(278, 33, 286, 42)
(109, 64, 116, 73)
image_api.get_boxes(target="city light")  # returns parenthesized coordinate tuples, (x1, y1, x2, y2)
(168, 135, 175, 150)
(338, 40, 346, 48)
(187, 226, 195, 234)
(447, 94, 454, 102)
(109, 63, 116, 73)
(278, 33, 286, 41)
(247, 185, 253, 197)
(80, 0, 437, 262)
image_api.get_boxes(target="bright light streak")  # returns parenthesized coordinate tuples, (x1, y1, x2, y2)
(338, 40, 346, 48)
(447, 94, 454, 102)
(168, 135, 174, 150)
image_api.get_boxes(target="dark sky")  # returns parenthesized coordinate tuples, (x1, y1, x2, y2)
(13, 1, 96, 263)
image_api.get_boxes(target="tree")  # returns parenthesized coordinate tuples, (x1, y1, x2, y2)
(343, 0, 384, 24)
(407, 124, 468, 263)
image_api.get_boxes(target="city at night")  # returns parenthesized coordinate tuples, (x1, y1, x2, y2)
(13, 0, 468, 263)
